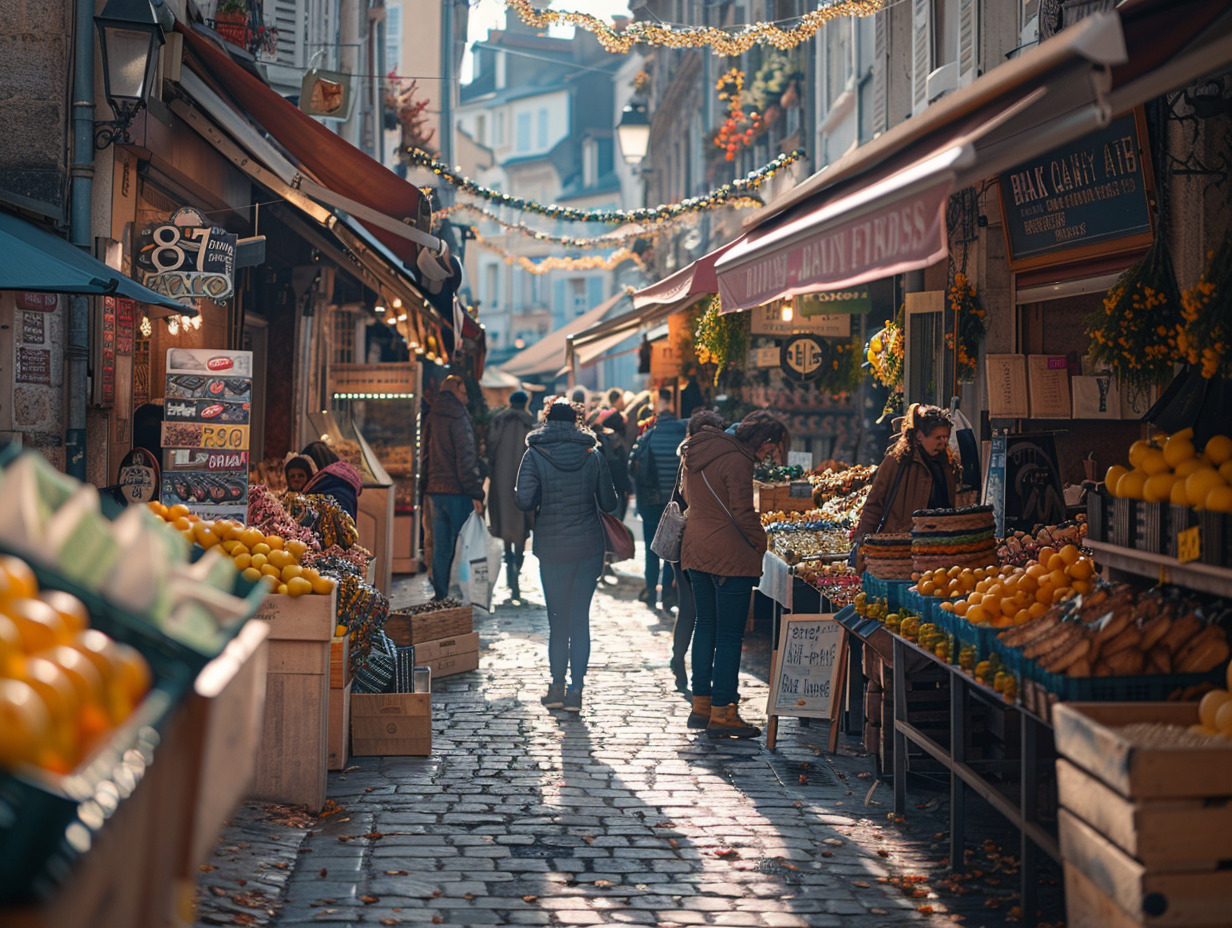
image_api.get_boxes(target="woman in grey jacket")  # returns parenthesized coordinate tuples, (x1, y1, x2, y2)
(515, 401, 619, 712)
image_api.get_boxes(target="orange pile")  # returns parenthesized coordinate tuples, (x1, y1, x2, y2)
(0, 554, 152, 774)
(917, 544, 1096, 628)
(147, 502, 334, 597)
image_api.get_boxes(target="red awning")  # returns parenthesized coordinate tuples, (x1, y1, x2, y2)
(631, 237, 744, 311)
(177, 24, 427, 266)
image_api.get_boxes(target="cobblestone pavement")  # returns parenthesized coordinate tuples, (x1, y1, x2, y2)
(194, 543, 1063, 928)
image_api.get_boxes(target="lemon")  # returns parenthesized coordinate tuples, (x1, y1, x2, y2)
(1204, 486, 1232, 514)
(1116, 470, 1148, 500)
(1171, 479, 1191, 505)
(1221, 460, 1232, 483)
(1171, 427, 1195, 441)
(1140, 449, 1170, 476)
(1186, 468, 1227, 507)
(1206, 434, 1232, 466)
(1105, 464, 1129, 493)
(1127, 440, 1153, 468)
(1217, 702, 1232, 737)
(1143, 472, 1178, 503)
(1175, 458, 1204, 478)
(1163, 437, 1196, 468)
(1199, 689, 1232, 729)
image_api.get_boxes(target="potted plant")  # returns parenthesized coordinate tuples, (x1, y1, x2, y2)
(214, 0, 250, 47)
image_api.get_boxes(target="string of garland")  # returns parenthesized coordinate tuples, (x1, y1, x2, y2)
(405, 146, 805, 224)
(470, 232, 645, 275)
(504, 0, 885, 56)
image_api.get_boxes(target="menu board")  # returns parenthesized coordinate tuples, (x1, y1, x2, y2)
(767, 615, 842, 720)
(160, 348, 253, 522)
(1027, 355, 1071, 418)
(985, 354, 1029, 419)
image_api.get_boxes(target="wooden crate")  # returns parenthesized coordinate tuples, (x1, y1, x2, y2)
(754, 482, 815, 513)
(412, 631, 479, 664)
(329, 635, 350, 689)
(385, 605, 473, 645)
(351, 692, 431, 756)
(421, 649, 479, 679)
(250, 591, 337, 812)
(328, 681, 351, 771)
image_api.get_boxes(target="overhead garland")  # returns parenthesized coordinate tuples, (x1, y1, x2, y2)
(470, 232, 644, 275)
(404, 147, 804, 224)
(504, 0, 883, 56)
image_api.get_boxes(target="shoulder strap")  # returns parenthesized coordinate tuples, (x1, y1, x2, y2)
(702, 471, 756, 550)
(874, 457, 910, 534)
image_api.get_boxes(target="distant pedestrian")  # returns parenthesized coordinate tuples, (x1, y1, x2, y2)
(424, 375, 485, 601)
(283, 454, 316, 494)
(681, 410, 789, 739)
(597, 409, 631, 520)
(300, 441, 363, 520)
(629, 389, 687, 610)
(515, 400, 619, 713)
(486, 390, 536, 602)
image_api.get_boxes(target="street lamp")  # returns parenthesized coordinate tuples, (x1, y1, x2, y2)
(615, 101, 650, 166)
(94, 0, 164, 149)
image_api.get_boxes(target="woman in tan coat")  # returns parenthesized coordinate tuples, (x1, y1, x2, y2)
(681, 410, 790, 739)
(854, 404, 957, 544)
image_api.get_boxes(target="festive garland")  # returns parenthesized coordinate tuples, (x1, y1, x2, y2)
(714, 68, 762, 162)
(470, 232, 644, 274)
(404, 147, 804, 224)
(504, 0, 884, 56)
(1176, 231, 1231, 379)
(946, 272, 985, 383)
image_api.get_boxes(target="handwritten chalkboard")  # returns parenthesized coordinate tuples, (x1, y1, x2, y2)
(767, 615, 841, 720)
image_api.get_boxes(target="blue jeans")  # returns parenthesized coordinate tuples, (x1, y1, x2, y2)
(430, 493, 474, 599)
(688, 570, 757, 707)
(640, 504, 674, 599)
(540, 553, 604, 689)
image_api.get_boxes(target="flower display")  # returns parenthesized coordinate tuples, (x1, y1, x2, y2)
(945, 272, 985, 383)
(866, 307, 905, 421)
(713, 68, 762, 162)
(694, 296, 748, 383)
(1176, 233, 1231, 380)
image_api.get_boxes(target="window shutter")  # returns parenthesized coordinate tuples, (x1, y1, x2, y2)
(872, 11, 887, 134)
(911, 0, 932, 115)
(271, 0, 305, 68)
(957, 0, 978, 86)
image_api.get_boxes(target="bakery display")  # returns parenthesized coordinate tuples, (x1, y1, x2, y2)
(911, 505, 998, 572)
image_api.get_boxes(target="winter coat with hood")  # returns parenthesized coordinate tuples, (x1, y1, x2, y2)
(854, 445, 958, 540)
(424, 390, 485, 500)
(303, 461, 363, 521)
(486, 405, 537, 545)
(629, 411, 687, 509)
(679, 426, 766, 577)
(514, 421, 618, 562)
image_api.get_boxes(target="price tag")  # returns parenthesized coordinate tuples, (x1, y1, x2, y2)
(1177, 526, 1201, 563)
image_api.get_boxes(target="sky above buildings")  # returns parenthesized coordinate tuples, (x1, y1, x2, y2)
(463, 0, 632, 82)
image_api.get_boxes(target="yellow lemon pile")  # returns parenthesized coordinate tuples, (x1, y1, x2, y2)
(1106, 429, 1232, 511)
(147, 502, 335, 597)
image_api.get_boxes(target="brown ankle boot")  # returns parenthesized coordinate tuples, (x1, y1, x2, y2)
(687, 696, 711, 729)
(707, 703, 761, 739)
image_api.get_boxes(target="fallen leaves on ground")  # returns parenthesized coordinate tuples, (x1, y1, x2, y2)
(319, 800, 342, 817)
(360, 895, 380, 905)
(594, 880, 616, 888)
(385, 870, 408, 875)
(522, 896, 537, 902)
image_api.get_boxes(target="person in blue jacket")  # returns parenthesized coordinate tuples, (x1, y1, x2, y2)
(629, 389, 688, 610)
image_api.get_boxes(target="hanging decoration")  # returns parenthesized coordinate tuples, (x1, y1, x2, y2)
(865, 306, 904, 422)
(695, 296, 749, 385)
(1084, 240, 1182, 390)
(1176, 230, 1231, 380)
(404, 147, 804, 224)
(470, 232, 645, 275)
(714, 68, 763, 162)
(435, 203, 663, 248)
(945, 272, 985, 383)
(503, 0, 884, 57)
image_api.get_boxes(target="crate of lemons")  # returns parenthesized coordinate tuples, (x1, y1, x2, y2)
(1105, 429, 1232, 510)
(147, 502, 335, 598)
(0, 554, 152, 774)
(1195, 663, 1232, 740)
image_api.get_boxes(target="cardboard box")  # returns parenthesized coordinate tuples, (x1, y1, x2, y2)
(328, 681, 351, 770)
(351, 692, 431, 756)
(422, 649, 479, 678)
(412, 631, 479, 664)
(329, 635, 350, 689)
(385, 605, 473, 645)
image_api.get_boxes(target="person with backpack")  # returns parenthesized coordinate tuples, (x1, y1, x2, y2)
(597, 409, 632, 520)
(629, 388, 688, 610)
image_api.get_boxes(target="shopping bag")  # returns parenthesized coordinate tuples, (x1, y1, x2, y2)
(455, 511, 502, 612)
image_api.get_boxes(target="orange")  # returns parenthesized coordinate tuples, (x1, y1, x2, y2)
(1171, 479, 1191, 505)
(260, 564, 282, 579)
(1028, 602, 1048, 620)
(1116, 470, 1149, 500)
(1175, 458, 1205, 478)
(1205, 434, 1232, 466)
(251, 542, 272, 557)
(172, 516, 192, 532)
(1199, 689, 1232, 730)
(5, 599, 72, 654)
(285, 577, 312, 598)
(0, 615, 24, 677)
(1186, 468, 1226, 507)
(280, 564, 303, 582)
(249, 553, 268, 570)
(1035, 547, 1057, 568)
(268, 550, 294, 570)
(286, 540, 309, 560)
(1140, 449, 1169, 476)
(38, 590, 89, 636)
(1067, 559, 1094, 581)
(0, 677, 52, 768)
(0, 555, 38, 601)
(69, 630, 127, 724)
(1221, 460, 1232, 484)
(1046, 553, 1065, 572)
(111, 643, 151, 710)
(266, 536, 285, 551)
(1127, 440, 1152, 468)
(1144, 473, 1178, 503)
(953, 601, 969, 617)
(21, 656, 80, 770)
(275, 583, 288, 595)
(233, 553, 252, 571)
(241, 567, 262, 584)
(168, 503, 191, 520)
(1071, 580, 1092, 595)
(310, 575, 335, 595)
(1163, 436, 1196, 469)
(1216, 701, 1232, 737)
(39, 646, 109, 753)
(1059, 545, 1081, 567)
(1205, 486, 1232, 514)
(918, 580, 936, 597)
(1001, 598, 1020, 618)
(1104, 465, 1129, 493)
(967, 605, 988, 625)
(1025, 563, 1048, 581)
(239, 528, 265, 549)
(1227, 660, 1232, 692)
(1013, 609, 1031, 625)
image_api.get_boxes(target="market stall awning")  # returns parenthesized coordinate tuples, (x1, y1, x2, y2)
(631, 237, 745, 311)
(0, 211, 195, 317)
(502, 292, 628, 379)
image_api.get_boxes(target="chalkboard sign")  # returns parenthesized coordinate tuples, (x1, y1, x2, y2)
(987, 433, 1066, 535)
(999, 111, 1153, 269)
(767, 615, 842, 720)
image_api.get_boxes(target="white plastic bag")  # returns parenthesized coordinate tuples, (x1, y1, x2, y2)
(454, 511, 502, 612)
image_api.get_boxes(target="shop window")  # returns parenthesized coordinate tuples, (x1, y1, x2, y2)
(537, 108, 549, 149)
(904, 290, 949, 407)
(331, 308, 357, 365)
(516, 113, 531, 152)
(385, 4, 402, 73)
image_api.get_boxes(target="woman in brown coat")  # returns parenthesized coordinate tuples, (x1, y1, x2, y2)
(854, 404, 957, 544)
(680, 410, 790, 739)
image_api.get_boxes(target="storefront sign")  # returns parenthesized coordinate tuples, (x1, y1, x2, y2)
(717, 179, 951, 312)
(21, 313, 44, 344)
(16, 347, 51, 385)
(165, 449, 250, 471)
(748, 346, 781, 368)
(138, 207, 237, 305)
(161, 422, 252, 450)
(98, 296, 117, 406)
(649, 340, 681, 382)
(16, 292, 57, 312)
(116, 299, 135, 355)
(750, 302, 857, 338)
(116, 448, 159, 505)
(999, 112, 1152, 269)
(780, 335, 833, 382)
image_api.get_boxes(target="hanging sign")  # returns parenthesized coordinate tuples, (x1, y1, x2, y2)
(116, 447, 160, 505)
(137, 207, 237, 305)
(751, 303, 855, 337)
(16, 292, 57, 312)
(300, 68, 356, 120)
(998, 111, 1153, 269)
(780, 334, 832, 382)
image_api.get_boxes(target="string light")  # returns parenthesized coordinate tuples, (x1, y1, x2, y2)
(140, 316, 153, 337)
(471, 232, 644, 274)
(504, 0, 884, 57)
(405, 147, 805, 224)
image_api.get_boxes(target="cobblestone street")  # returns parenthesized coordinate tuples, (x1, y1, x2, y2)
(194, 547, 1063, 928)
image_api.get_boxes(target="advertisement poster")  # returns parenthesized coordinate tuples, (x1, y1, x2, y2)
(160, 348, 253, 522)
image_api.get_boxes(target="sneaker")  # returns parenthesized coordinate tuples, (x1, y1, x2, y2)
(541, 684, 566, 708)
(563, 688, 583, 712)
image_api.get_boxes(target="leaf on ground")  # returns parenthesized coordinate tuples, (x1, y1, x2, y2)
(319, 869, 328, 878)
(583, 836, 595, 843)
(870, 909, 888, 915)
(199, 864, 216, 872)
(821, 850, 833, 858)
(464, 893, 475, 900)
(799, 775, 808, 784)
(668, 839, 679, 848)
(431, 890, 442, 898)
(918, 905, 934, 915)
(594, 880, 616, 888)
(360, 895, 380, 904)
(385, 870, 408, 875)
(379, 920, 401, 926)
(824, 838, 843, 846)
(853, 881, 870, 888)
(235, 879, 247, 886)
(522, 896, 537, 902)
(431, 917, 443, 924)
(713, 848, 739, 858)
(320, 800, 342, 817)
(210, 887, 227, 897)
(877, 849, 890, 857)
(232, 915, 255, 926)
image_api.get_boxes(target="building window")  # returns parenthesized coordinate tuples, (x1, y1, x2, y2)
(484, 264, 499, 308)
(517, 112, 531, 152)
(495, 111, 505, 145)
(537, 108, 549, 149)
(569, 278, 587, 315)
(475, 114, 486, 144)
(384, 4, 402, 73)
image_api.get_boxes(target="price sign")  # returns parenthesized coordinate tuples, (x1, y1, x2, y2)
(1177, 526, 1201, 563)
(766, 614, 842, 719)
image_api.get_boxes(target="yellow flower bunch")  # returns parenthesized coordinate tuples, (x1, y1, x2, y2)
(1175, 238, 1231, 380)
(866, 314, 903, 389)
(947, 272, 985, 383)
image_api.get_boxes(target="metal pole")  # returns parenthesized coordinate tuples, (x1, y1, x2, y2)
(438, 0, 455, 207)
(67, 0, 96, 480)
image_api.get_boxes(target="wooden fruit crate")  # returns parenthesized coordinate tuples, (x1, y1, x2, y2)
(328, 681, 351, 771)
(351, 692, 431, 756)
(754, 482, 815, 514)
(329, 635, 350, 689)
(385, 605, 473, 645)
(1054, 702, 1232, 927)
